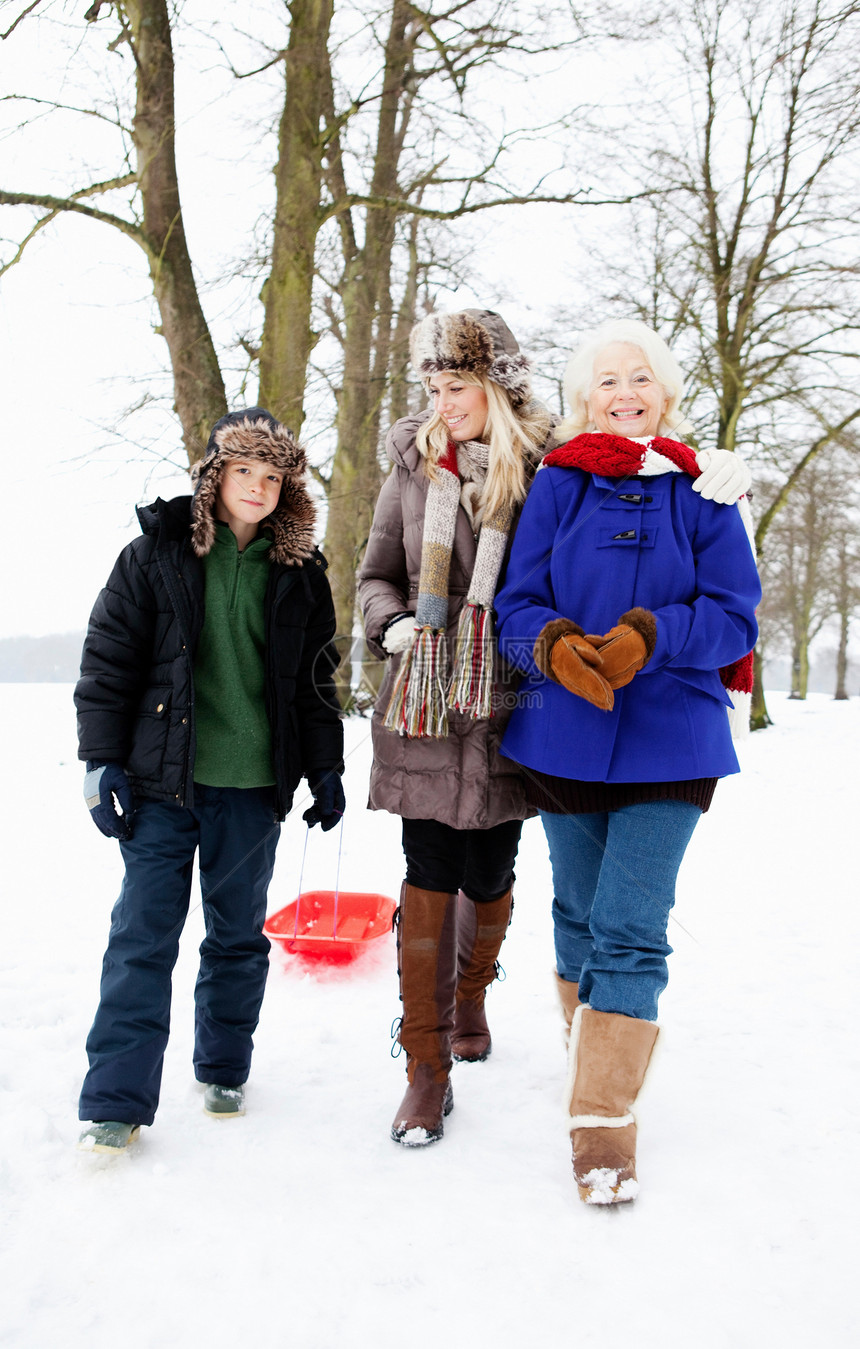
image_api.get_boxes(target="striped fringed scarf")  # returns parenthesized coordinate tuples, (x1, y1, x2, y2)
(383, 441, 514, 738)
(543, 433, 758, 738)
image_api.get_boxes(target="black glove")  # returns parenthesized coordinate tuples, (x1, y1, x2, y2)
(84, 761, 134, 840)
(303, 774, 346, 831)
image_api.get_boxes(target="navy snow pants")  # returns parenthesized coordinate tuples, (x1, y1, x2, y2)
(79, 785, 280, 1126)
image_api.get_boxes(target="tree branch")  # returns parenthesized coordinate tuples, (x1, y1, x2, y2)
(1, 2, 41, 41)
(0, 179, 150, 273)
(322, 184, 657, 224)
(755, 407, 860, 551)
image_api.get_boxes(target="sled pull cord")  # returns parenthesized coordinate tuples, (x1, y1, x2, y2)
(332, 815, 345, 940)
(293, 826, 311, 942)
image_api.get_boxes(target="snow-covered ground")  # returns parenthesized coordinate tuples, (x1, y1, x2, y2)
(1, 687, 857, 1348)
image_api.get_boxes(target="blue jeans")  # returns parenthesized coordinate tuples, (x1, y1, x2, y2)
(540, 800, 701, 1021)
(79, 785, 280, 1126)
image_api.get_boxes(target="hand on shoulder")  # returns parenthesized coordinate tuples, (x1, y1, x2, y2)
(693, 449, 751, 504)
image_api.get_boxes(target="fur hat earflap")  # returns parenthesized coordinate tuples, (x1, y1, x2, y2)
(191, 407, 316, 566)
(409, 308, 533, 408)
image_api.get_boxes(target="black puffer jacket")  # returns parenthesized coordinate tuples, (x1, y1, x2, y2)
(75, 495, 344, 820)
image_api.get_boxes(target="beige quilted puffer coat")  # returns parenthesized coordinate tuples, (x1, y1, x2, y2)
(358, 413, 542, 830)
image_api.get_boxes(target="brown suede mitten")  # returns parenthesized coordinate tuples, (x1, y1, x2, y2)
(549, 633, 614, 711)
(584, 608, 657, 690)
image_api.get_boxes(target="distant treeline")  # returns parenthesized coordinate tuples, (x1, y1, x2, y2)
(0, 631, 852, 695)
(0, 633, 84, 682)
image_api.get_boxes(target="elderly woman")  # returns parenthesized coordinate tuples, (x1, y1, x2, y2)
(359, 311, 750, 1150)
(495, 318, 760, 1203)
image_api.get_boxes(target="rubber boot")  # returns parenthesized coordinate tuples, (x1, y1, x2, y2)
(451, 889, 513, 1063)
(390, 884, 458, 1146)
(555, 972, 581, 1049)
(566, 1006, 659, 1205)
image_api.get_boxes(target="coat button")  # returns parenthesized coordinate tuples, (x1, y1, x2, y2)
(156, 703, 164, 712)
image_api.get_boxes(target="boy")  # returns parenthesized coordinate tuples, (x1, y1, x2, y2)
(75, 408, 344, 1152)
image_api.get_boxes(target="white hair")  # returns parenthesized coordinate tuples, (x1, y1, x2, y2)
(556, 318, 694, 441)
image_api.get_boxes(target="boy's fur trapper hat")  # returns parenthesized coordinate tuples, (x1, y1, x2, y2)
(191, 407, 316, 566)
(409, 308, 533, 408)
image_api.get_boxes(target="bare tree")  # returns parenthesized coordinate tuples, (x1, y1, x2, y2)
(761, 462, 839, 698)
(1, 0, 228, 462)
(756, 448, 859, 697)
(246, 0, 644, 647)
(831, 521, 860, 699)
(536, 0, 860, 726)
(2, 0, 638, 665)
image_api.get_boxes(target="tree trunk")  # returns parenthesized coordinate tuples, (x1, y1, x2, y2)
(750, 647, 772, 730)
(800, 625, 812, 699)
(387, 215, 421, 427)
(324, 1, 412, 675)
(833, 533, 852, 700)
(123, 0, 226, 463)
(834, 610, 849, 699)
(787, 636, 808, 701)
(258, 0, 334, 432)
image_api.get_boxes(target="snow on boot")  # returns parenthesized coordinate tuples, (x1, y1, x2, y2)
(565, 1006, 658, 1205)
(391, 1062, 454, 1146)
(451, 889, 512, 1063)
(555, 973, 581, 1050)
(77, 1120, 141, 1153)
(203, 1083, 246, 1117)
(390, 885, 458, 1146)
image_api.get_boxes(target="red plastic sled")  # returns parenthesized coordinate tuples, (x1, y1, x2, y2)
(264, 889, 396, 962)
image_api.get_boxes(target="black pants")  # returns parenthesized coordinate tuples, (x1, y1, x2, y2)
(401, 817, 522, 902)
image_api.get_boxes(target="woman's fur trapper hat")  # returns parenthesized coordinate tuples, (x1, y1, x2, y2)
(191, 407, 316, 566)
(409, 308, 533, 408)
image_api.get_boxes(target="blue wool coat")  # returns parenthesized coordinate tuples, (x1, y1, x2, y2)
(494, 465, 761, 783)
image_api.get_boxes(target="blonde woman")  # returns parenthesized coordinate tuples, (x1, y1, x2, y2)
(359, 310, 749, 1148)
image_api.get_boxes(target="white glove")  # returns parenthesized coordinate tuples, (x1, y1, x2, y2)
(381, 615, 417, 655)
(693, 449, 751, 504)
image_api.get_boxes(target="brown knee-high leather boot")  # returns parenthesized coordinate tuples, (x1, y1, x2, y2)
(565, 1006, 659, 1205)
(390, 884, 458, 1146)
(451, 889, 513, 1063)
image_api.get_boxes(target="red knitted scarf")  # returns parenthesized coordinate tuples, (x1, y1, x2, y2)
(542, 432, 755, 709)
(543, 432, 700, 477)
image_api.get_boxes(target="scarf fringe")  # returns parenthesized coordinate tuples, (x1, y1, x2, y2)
(720, 648, 755, 740)
(448, 604, 496, 720)
(383, 628, 449, 739)
(726, 689, 752, 740)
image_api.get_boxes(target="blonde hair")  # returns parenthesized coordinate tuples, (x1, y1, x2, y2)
(417, 371, 552, 517)
(556, 318, 694, 442)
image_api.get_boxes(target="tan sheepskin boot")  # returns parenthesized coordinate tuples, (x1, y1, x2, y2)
(565, 1005, 659, 1205)
(390, 885, 458, 1146)
(451, 889, 512, 1062)
(554, 972, 580, 1049)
